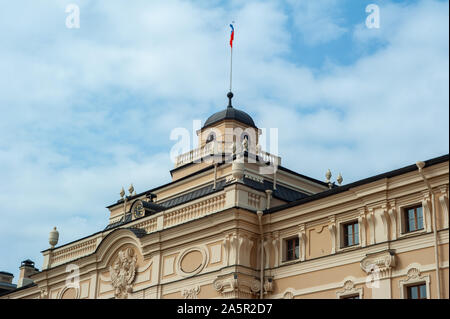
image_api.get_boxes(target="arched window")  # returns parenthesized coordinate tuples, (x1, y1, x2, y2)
(241, 133, 250, 144)
(206, 132, 216, 143)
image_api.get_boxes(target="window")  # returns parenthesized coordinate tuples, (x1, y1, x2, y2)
(341, 294, 360, 299)
(343, 221, 359, 247)
(206, 133, 215, 143)
(285, 237, 299, 261)
(407, 283, 427, 299)
(404, 205, 424, 233)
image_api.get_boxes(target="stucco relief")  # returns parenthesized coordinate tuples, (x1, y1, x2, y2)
(181, 285, 200, 299)
(39, 287, 48, 299)
(109, 247, 137, 299)
(282, 289, 294, 299)
(360, 249, 396, 277)
(398, 263, 431, 299)
(222, 233, 254, 267)
(336, 278, 363, 299)
(213, 273, 261, 298)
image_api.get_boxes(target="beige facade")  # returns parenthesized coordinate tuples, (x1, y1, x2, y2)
(1, 101, 448, 300)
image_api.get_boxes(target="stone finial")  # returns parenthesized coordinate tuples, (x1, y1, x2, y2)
(325, 169, 332, 183)
(49, 227, 59, 248)
(337, 173, 343, 186)
(120, 187, 125, 199)
(128, 184, 135, 196)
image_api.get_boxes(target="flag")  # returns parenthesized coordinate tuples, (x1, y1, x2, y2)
(229, 24, 234, 48)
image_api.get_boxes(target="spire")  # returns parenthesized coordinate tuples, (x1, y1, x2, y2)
(227, 91, 233, 108)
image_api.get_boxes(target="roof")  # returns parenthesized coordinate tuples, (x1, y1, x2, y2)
(267, 154, 449, 214)
(203, 107, 256, 129)
(0, 271, 13, 277)
(242, 177, 309, 202)
(109, 153, 329, 210)
(105, 179, 228, 230)
(0, 282, 36, 297)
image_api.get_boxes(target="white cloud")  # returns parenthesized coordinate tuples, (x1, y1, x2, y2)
(0, 0, 447, 282)
(287, 0, 348, 45)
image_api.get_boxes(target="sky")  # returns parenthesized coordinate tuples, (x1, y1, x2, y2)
(0, 0, 448, 282)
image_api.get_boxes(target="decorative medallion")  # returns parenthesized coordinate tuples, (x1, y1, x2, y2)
(176, 246, 208, 277)
(109, 248, 137, 299)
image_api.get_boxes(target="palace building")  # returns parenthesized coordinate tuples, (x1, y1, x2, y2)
(0, 92, 448, 299)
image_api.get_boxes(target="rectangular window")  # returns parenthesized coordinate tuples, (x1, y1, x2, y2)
(405, 206, 424, 233)
(343, 221, 359, 247)
(286, 237, 299, 261)
(407, 283, 427, 299)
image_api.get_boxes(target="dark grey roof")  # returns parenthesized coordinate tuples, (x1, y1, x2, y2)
(203, 107, 256, 129)
(142, 201, 165, 212)
(267, 154, 450, 214)
(0, 282, 36, 297)
(0, 271, 13, 276)
(127, 227, 147, 238)
(104, 179, 228, 230)
(158, 179, 227, 209)
(242, 177, 309, 202)
(0, 282, 16, 289)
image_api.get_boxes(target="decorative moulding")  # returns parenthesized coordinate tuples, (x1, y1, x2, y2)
(213, 273, 260, 298)
(181, 285, 201, 299)
(282, 288, 295, 299)
(176, 246, 209, 278)
(109, 247, 137, 299)
(398, 263, 430, 299)
(335, 278, 363, 299)
(360, 249, 396, 278)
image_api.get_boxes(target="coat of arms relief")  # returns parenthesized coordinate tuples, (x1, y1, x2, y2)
(109, 247, 137, 299)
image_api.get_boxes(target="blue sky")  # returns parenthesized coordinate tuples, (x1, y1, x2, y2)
(0, 0, 448, 282)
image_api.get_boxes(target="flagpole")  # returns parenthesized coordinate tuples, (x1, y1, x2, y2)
(230, 46, 233, 93)
(228, 23, 234, 108)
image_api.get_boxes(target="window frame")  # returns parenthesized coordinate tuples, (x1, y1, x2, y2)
(403, 205, 424, 233)
(397, 202, 429, 238)
(285, 237, 299, 261)
(338, 218, 361, 251)
(399, 265, 430, 299)
(342, 221, 360, 247)
(406, 283, 427, 299)
(281, 235, 300, 263)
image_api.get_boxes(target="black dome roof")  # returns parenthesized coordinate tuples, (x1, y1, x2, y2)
(203, 92, 256, 129)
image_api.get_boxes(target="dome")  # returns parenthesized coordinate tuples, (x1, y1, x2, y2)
(202, 92, 256, 129)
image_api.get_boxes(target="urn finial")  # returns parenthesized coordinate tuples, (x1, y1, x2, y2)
(325, 169, 332, 183)
(49, 227, 59, 249)
(128, 184, 135, 196)
(337, 173, 343, 186)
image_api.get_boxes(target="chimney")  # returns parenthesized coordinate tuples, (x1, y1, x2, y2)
(0, 271, 16, 294)
(17, 259, 39, 288)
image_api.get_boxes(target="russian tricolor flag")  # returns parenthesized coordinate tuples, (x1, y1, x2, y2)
(229, 24, 234, 48)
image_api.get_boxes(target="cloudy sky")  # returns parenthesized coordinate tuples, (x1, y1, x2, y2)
(0, 0, 448, 281)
